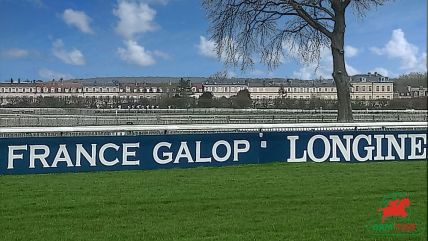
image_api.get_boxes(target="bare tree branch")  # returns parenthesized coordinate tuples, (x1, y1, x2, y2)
(203, 0, 390, 121)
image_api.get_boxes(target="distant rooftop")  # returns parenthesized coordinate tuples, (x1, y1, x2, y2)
(1, 73, 392, 86)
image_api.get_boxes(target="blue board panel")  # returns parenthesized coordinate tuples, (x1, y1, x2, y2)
(0, 132, 260, 174)
(0, 130, 426, 175)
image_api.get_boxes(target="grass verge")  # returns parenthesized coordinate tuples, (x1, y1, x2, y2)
(1, 161, 426, 241)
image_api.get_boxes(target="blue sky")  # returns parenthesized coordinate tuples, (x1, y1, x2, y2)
(0, 0, 426, 81)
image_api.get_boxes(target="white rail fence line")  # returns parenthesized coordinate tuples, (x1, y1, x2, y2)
(1, 108, 427, 117)
(1, 112, 426, 127)
(0, 122, 426, 138)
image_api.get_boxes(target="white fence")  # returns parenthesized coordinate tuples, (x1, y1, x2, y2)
(0, 122, 426, 138)
(0, 109, 427, 127)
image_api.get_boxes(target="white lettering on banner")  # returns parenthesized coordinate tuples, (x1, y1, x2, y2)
(409, 134, 427, 159)
(307, 135, 331, 162)
(373, 135, 385, 161)
(195, 141, 211, 163)
(52, 144, 73, 167)
(30, 145, 50, 168)
(287, 136, 306, 162)
(212, 140, 231, 162)
(7, 145, 27, 169)
(385, 134, 406, 160)
(153, 142, 173, 164)
(153, 140, 251, 164)
(286, 133, 427, 162)
(233, 140, 250, 161)
(122, 143, 140, 166)
(99, 143, 120, 166)
(76, 144, 97, 167)
(3, 133, 426, 172)
(174, 142, 194, 163)
(6, 143, 141, 169)
(330, 135, 353, 162)
(353, 135, 374, 162)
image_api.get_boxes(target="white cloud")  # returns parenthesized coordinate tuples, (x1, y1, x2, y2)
(371, 29, 427, 72)
(345, 45, 359, 58)
(52, 39, 85, 65)
(38, 68, 74, 80)
(113, 0, 157, 39)
(62, 9, 93, 34)
(197, 36, 217, 59)
(370, 67, 390, 77)
(152, 50, 171, 60)
(140, 0, 169, 5)
(197, 36, 240, 63)
(345, 63, 359, 76)
(292, 46, 359, 79)
(1, 48, 29, 58)
(117, 40, 155, 67)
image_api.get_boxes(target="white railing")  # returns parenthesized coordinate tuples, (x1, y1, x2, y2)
(0, 122, 426, 137)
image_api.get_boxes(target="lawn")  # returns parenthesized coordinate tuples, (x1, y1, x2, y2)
(0, 161, 426, 241)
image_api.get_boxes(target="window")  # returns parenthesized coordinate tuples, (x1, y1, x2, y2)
(376, 86, 379, 92)
(387, 86, 391, 92)
(355, 86, 359, 92)
(368, 86, 372, 91)
(362, 86, 366, 92)
(382, 86, 385, 92)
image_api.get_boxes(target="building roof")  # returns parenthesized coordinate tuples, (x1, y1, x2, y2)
(350, 72, 391, 83)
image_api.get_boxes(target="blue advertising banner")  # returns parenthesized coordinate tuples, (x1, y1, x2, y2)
(0, 130, 426, 174)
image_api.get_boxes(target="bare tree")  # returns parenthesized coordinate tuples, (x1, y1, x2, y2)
(203, 0, 388, 122)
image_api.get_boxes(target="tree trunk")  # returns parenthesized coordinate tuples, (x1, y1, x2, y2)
(331, 3, 353, 122)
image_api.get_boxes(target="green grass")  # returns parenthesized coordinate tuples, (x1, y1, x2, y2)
(1, 161, 426, 241)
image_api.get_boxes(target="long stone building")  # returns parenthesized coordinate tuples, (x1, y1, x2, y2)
(0, 72, 394, 106)
(203, 72, 394, 100)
